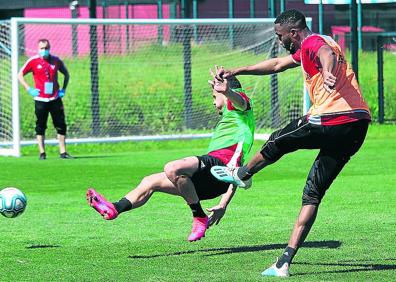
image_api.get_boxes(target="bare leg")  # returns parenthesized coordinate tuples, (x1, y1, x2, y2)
(270, 205, 318, 270)
(164, 157, 200, 204)
(245, 151, 273, 174)
(288, 204, 318, 249)
(163, 156, 209, 233)
(234, 151, 274, 181)
(261, 205, 319, 276)
(37, 135, 45, 154)
(88, 172, 183, 221)
(120, 170, 207, 242)
(90, 159, 207, 241)
(124, 172, 180, 209)
(58, 134, 66, 154)
(114, 157, 200, 213)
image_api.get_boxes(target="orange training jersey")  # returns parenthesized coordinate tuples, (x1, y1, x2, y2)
(291, 34, 371, 125)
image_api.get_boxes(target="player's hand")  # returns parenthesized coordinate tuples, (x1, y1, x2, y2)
(213, 65, 234, 80)
(27, 88, 40, 97)
(209, 68, 229, 94)
(322, 70, 336, 93)
(58, 89, 66, 98)
(206, 205, 226, 227)
(208, 78, 229, 94)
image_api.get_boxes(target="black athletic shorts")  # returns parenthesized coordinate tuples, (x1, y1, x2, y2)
(35, 99, 67, 135)
(191, 155, 230, 200)
(260, 116, 370, 205)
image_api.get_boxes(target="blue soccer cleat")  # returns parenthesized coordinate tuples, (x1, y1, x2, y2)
(210, 166, 252, 189)
(261, 261, 290, 277)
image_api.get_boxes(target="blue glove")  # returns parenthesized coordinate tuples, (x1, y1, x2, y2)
(58, 89, 65, 98)
(28, 88, 40, 97)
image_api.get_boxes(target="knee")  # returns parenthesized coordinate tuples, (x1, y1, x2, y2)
(55, 123, 67, 135)
(164, 161, 183, 184)
(140, 175, 152, 186)
(137, 174, 170, 195)
(302, 194, 321, 206)
(302, 182, 324, 206)
(140, 175, 160, 191)
(35, 124, 47, 135)
(56, 128, 66, 135)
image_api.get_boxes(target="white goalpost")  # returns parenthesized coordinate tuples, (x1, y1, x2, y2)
(0, 17, 311, 157)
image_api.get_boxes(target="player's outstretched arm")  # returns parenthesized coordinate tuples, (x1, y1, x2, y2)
(218, 55, 299, 79)
(206, 184, 237, 227)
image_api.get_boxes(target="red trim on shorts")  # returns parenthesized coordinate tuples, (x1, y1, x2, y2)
(308, 111, 371, 126)
(208, 143, 242, 166)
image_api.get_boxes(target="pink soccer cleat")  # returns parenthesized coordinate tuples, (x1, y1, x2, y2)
(86, 188, 118, 220)
(188, 216, 209, 242)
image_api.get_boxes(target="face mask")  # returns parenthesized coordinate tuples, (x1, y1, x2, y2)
(39, 49, 50, 57)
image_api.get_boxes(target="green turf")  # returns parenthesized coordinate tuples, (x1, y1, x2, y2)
(0, 124, 395, 281)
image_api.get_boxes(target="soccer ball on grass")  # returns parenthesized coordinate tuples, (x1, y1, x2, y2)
(0, 187, 27, 218)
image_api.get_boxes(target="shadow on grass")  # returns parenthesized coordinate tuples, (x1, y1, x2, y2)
(68, 155, 116, 159)
(26, 245, 60, 249)
(128, 240, 341, 259)
(293, 259, 396, 276)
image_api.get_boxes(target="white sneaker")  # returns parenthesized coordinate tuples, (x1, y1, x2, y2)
(210, 166, 252, 189)
(261, 261, 290, 277)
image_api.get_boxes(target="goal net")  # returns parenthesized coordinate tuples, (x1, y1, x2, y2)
(0, 20, 15, 156)
(1, 18, 310, 156)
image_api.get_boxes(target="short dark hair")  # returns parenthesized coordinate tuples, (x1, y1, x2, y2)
(38, 38, 50, 48)
(274, 9, 307, 30)
(227, 76, 242, 90)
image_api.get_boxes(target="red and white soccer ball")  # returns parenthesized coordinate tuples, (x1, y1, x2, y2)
(0, 187, 27, 218)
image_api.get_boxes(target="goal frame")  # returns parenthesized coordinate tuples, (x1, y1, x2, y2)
(5, 17, 312, 157)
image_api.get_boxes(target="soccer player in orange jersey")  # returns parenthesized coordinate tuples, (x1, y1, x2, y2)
(211, 10, 371, 277)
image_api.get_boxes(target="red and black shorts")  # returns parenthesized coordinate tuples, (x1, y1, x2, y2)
(191, 155, 231, 200)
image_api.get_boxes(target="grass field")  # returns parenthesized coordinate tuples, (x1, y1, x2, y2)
(0, 124, 395, 281)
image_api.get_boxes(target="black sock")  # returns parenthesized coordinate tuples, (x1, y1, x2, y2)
(189, 202, 206, 218)
(113, 197, 132, 214)
(276, 246, 297, 268)
(237, 166, 253, 180)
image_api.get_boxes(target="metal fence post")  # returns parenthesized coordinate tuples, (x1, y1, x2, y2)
(89, 0, 100, 135)
(181, 0, 193, 128)
(377, 36, 384, 124)
(250, 0, 255, 18)
(268, 0, 279, 128)
(350, 0, 359, 81)
(125, 1, 129, 52)
(318, 0, 323, 34)
(193, 0, 198, 42)
(228, 0, 234, 49)
(70, 1, 79, 57)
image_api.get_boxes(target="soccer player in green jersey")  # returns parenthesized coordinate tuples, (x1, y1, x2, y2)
(87, 69, 255, 242)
